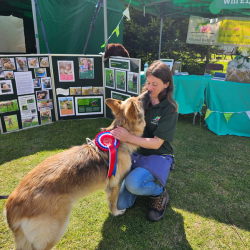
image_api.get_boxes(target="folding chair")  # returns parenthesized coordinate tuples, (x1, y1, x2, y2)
(204, 63, 224, 74)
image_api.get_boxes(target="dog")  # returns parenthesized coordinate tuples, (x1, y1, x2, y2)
(62, 99, 70, 109)
(5, 90, 150, 250)
(8, 117, 13, 128)
(23, 116, 35, 127)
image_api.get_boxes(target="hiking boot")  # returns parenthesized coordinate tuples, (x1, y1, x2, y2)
(147, 188, 169, 222)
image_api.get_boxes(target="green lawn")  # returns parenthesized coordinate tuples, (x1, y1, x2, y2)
(0, 116, 249, 249)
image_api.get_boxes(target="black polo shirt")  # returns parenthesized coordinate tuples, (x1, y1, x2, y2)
(136, 100, 178, 156)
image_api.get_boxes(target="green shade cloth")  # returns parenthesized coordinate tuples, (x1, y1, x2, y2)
(205, 80, 250, 137)
(1, 0, 124, 54)
(118, 0, 250, 18)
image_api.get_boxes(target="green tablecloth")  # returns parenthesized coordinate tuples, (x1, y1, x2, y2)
(141, 72, 211, 114)
(205, 80, 250, 137)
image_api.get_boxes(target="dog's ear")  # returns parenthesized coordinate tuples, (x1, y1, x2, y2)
(125, 100, 139, 120)
(106, 98, 122, 115)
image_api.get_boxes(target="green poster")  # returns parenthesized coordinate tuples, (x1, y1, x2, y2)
(116, 70, 126, 91)
(110, 59, 130, 71)
(111, 91, 131, 101)
(76, 97, 103, 115)
(127, 72, 138, 94)
(105, 68, 115, 88)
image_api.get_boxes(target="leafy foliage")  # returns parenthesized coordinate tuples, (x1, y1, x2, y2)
(123, 7, 210, 75)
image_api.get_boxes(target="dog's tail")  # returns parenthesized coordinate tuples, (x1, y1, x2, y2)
(0, 195, 9, 199)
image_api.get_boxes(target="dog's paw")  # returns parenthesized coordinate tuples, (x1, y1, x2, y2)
(112, 209, 126, 216)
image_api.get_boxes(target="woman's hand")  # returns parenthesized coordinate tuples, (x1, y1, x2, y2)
(110, 126, 131, 142)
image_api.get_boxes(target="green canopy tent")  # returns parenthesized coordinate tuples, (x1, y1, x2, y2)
(0, 0, 124, 54)
(117, 0, 250, 58)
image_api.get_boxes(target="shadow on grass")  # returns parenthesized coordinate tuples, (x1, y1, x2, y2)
(0, 118, 112, 166)
(97, 196, 192, 250)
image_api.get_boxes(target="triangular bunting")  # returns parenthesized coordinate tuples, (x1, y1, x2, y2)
(246, 111, 250, 119)
(113, 25, 119, 37)
(101, 41, 107, 48)
(123, 7, 130, 21)
(224, 113, 233, 123)
(205, 109, 213, 120)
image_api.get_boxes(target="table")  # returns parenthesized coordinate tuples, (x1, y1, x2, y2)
(141, 72, 250, 137)
(205, 80, 250, 137)
(141, 72, 211, 114)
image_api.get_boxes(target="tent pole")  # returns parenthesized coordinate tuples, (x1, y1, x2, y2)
(158, 16, 163, 59)
(103, 0, 108, 48)
(31, 0, 40, 54)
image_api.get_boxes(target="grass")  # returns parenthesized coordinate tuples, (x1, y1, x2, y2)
(0, 115, 250, 250)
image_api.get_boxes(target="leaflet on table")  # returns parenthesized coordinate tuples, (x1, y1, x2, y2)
(18, 94, 38, 119)
(14, 71, 34, 95)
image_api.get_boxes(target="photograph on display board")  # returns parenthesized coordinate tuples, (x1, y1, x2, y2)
(127, 72, 139, 95)
(93, 87, 103, 95)
(70, 87, 81, 95)
(4, 71, 14, 79)
(18, 95, 38, 119)
(0, 80, 14, 95)
(0, 69, 5, 79)
(4, 115, 19, 132)
(1, 58, 16, 70)
(116, 70, 126, 92)
(36, 90, 50, 100)
(16, 57, 28, 71)
(82, 86, 93, 95)
(75, 96, 103, 116)
(39, 57, 49, 67)
(0, 99, 18, 113)
(33, 78, 41, 88)
(58, 61, 75, 82)
(111, 91, 131, 101)
(27, 57, 39, 68)
(34, 68, 47, 78)
(40, 110, 52, 124)
(22, 116, 38, 128)
(105, 68, 115, 89)
(41, 77, 52, 90)
(160, 59, 174, 70)
(58, 97, 75, 116)
(78, 58, 94, 79)
(37, 99, 53, 111)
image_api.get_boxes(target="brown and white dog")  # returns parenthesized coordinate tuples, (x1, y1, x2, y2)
(5, 90, 150, 250)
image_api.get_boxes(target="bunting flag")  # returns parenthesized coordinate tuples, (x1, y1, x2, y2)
(100, 0, 132, 48)
(205, 109, 250, 122)
(123, 7, 130, 21)
(205, 109, 213, 120)
(223, 113, 234, 123)
(113, 25, 120, 37)
(246, 111, 250, 119)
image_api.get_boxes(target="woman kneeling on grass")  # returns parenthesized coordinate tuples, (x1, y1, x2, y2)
(111, 60, 178, 222)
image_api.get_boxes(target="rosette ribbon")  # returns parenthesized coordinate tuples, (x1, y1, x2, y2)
(95, 131, 120, 179)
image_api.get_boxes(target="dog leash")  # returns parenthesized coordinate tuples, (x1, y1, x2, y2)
(86, 138, 109, 167)
(0, 195, 9, 199)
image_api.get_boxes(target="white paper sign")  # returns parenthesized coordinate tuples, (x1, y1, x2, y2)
(14, 71, 34, 95)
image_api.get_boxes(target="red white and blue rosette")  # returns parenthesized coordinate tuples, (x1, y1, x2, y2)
(95, 131, 120, 179)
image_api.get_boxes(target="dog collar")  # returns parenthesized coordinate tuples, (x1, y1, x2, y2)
(95, 131, 120, 179)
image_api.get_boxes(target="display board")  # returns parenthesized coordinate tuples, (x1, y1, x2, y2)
(104, 56, 141, 119)
(50, 55, 104, 121)
(0, 54, 56, 134)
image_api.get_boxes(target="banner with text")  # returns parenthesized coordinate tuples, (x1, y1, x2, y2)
(186, 15, 250, 47)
